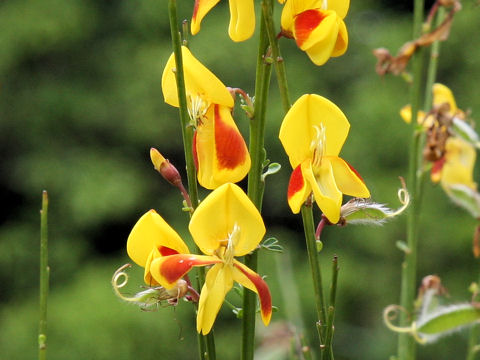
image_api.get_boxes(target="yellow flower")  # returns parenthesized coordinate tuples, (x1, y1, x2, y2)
(280, 0, 349, 66)
(162, 46, 250, 189)
(279, 94, 370, 223)
(127, 184, 272, 335)
(400, 83, 460, 125)
(432, 137, 477, 190)
(191, 0, 255, 42)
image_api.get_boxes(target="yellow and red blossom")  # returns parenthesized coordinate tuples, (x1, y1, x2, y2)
(162, 46, 250, 189)
(280, 0, 349, 66)
(127, 184, 272, 335)
(279, 94, 370, 223)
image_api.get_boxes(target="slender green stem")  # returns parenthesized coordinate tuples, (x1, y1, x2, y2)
(168, 0, 199, 210)
(261, 0, 291, 113)
(39, 190, 49, 360)
(398, 0, 424, 359)
(242, 4, 272, 359)
(167, 2, 213, 359)
(301, 205, 327, 354)
(423, 6, 445, 112)
(322, 256, 339, 360)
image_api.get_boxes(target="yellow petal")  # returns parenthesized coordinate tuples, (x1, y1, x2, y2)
(328, 156, 370, 198)
(330, 16, 348, 57)
(191, 0, 221, 35)
(143, 248, 161, 286)
(233, 260, 272, 326)
(303, 159, 343, 223)
(126, 210, 189, 268)
(195, 104, 251, 189)
(150, 254, 221, 289)
(441, 137, 477, 189)
(287, 162, 312, 214)
(228, 0, 255, 42)
(432, 83, 457, 114)
(432, 83, 456, 109)
(328, 0, 350, 19)
(294, 10, 338, 53)
(161, 46, 234, 108)
(189, 183, 265, 256)
(280, 0, 323, 35)
(197, 264, 233, 334)
(279, 94, 350, 168)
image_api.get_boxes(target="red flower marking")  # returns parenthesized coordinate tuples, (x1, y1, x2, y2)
(158, 246, 179, 257)
(288, 165, 304, 200)
(234, 263, 272, 322)
(294, 9, 327, 47)
(192, 0, 200, 21)
(431, 157, 446, 179)
(345, 161, 366, 183)
(159, 254, 220, 284)
(214, 105, 247, 170)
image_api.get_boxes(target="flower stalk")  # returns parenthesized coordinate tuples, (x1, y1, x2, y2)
(398, 0, 425, 358)
(242, 4, 272, 359)
(167, 1, 213, 358)
(39, 190, 49, 360)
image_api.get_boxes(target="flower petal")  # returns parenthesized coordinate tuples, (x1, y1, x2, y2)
(195, 104, 251, 189)
(150, 254, 221, 289)
(191, 0, 221, 35)
(330, 16, 348, 57)
(287, 162, 312, 213)
(126, 210, 189, 268)
(189, 183, 265, 256)
(280, 0, 323, 35)
(441, 137, 477, 189)
(294, 9, 337, 50)
(328, 156, 370, 198)
(433, 83, 457, 114)
(279, 94, 350, 168)
(328, 0, 350, 19)
(233, 260, 272, 326)
(161, 46, 234, 108)
(197, 264, 233, 334)
(228, 0, 255, 42)
(303, 159, 343, 223)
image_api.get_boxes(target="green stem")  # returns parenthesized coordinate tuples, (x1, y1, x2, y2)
(242, 5, 272, 360)
(398, 0, 424, 359)
(261, 0, 291, 113)
(322, 256, 339, 360)
(301, 205, 327, 354)
(39, 190, 49, 360)
(168, 0, 199, 211)
(423, 6, 445, 112)
(167, 2, 213, 359)
(467, 258, 480, 360)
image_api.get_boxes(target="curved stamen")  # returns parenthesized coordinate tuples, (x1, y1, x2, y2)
(310, 124, 326, 170)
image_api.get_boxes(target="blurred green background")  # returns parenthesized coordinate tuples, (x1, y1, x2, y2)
(1, 0, 480, 359)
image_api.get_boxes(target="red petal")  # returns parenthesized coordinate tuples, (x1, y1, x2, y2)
(345, 161, 365, 183)
(158, 246, 179, 257)
(294, 10, 327, 47)
(214, 105, 248, 170)
(192, 0, 200, 21)
(234, 262, 272, 324)
(159, 254, 221, 284)
(288, 164, 305, 200)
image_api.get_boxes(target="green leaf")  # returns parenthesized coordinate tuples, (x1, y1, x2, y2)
(452, 118, 480, 149)
(261, 162, 281, 181)
(444, 184, 480, 218)
(261, 237, 283, 253)
(417, 304, 480, 342)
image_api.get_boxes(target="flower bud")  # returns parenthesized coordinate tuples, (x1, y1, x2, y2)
(150, 147, 182, 186)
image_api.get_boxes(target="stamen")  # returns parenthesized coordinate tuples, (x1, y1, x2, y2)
(310, 124, 326, 170)
(322, 0, 328, 10)
(187, 94, 209, 126)
(224, 223, 240, 265)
